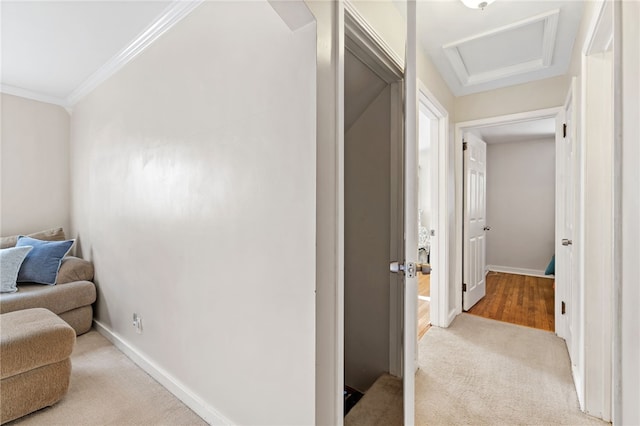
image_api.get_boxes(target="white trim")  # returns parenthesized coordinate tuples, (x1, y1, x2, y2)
(389, 81, 404, 378)
(0, 84, 67, 108)
(336, 2, 346, 424)
(443, 9, 559, 87)
(343, 0, 403, 74)
(93, 320, 232, 426)
(417, 80, 450, 328)
(404, 3, 418, 422)
(583, 0, 612, 56)
(486, 265, 552, 279)
(447, 308, 457, 326)
(66, 0, 203, 106)
(580, 0, 616, 419)
(457, 107, 562, 130)
(454, 107, 563, 318)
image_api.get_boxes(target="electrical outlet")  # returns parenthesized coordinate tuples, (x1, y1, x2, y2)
(132, 313, 143, 334)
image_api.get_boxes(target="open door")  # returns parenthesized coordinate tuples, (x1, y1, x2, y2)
(402, 1, 418, 423)
(556, 80, 575, 357)
(462, 133, 487, 311)
(365, 2, 419, 422)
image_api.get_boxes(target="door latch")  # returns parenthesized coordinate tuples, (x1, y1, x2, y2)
(390, 262, 431, 278)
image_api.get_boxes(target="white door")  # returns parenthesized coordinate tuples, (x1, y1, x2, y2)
(463, 133, 487, 311)
(404, 1, 418, 423)
(556, 84, 575, 356)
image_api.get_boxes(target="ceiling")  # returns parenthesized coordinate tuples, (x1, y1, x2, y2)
(470, 117, 556, 144)
(1, 0, 583, 114)
(414, 0, 584, 97)
(1, 1, 174, 106)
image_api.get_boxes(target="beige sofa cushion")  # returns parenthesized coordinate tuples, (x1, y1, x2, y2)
(1, 308, 75, 424)
(56, 256, 94, 284)
(1, 228, 66, 249)
(0, 281, 96, 317)
(0, 308, 75, 380)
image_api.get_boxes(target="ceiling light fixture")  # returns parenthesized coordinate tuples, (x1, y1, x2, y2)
(461, 0, 496, 10)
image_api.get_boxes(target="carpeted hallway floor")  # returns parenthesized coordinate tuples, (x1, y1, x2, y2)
(9, 331, 206, 425)
(346, 313, 608, 425)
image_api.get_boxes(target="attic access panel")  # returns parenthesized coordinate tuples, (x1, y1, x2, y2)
(443, 9, 559, 86)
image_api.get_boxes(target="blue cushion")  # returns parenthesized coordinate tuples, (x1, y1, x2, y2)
(16, 236, 74, 285)
(545, 255, 555, 276)
(1, 246, 33, 293)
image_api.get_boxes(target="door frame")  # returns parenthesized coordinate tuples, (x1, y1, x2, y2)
(417, 82, 449, 328)
(454, 107, 563, 317)
(343, 0, 406, 389)
(580, 0, 616, 418)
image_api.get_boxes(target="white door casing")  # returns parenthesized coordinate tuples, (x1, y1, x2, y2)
(417, 84, 448, 329)
(463, 133, 487, 311)
(403, 1, 418, 424)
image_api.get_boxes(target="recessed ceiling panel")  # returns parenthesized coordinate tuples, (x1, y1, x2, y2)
(443, 9, 559, 87)
(411, 0, 585, 96)
(457, 21, 544, 75)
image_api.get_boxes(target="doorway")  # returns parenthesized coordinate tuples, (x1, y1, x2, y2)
(417, 84, 449, 334)
(455, 108, 563, 333)
(342, 20, 404, 414)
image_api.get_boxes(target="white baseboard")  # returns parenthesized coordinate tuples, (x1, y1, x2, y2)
(487, 265, 554, 279)
(572, 363, 585, 412)
(93, 320, 232, 425)
(446, 308, 458, 328)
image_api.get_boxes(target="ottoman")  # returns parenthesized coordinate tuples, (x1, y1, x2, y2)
(0, 308, 76, 424)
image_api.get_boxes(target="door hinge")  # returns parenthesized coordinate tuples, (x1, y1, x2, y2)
(462, 283, 467, 292)
(463, 141, 468, 151)
(563, 123, 567, 138)
(561, 301, 566, 315)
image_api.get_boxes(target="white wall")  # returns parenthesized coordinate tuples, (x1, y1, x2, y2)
(583, 49, 614, 420)
(70, 2, 316, 425)
(303, 1, 343, 423)
(455, 76, 570, 123)
(418, 113, 431, 234)
(344, 85, 391, 392)
(620, 1, 640, 423)
(486, 138, 555, 274)
(0, 93, 70, 236)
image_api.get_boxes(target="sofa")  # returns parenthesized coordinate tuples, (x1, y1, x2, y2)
(1, 308, 76, 424)
(0, 228, 96, 335)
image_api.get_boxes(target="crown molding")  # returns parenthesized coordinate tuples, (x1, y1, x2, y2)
(65, 0, 203, 107)
(0, 84, 68, 108)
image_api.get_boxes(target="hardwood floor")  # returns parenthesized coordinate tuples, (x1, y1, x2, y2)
(467, 271, 555, 332)
(418, 274, 431, 339)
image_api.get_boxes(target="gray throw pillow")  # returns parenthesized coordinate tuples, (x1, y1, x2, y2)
(1, 246, 33, 293)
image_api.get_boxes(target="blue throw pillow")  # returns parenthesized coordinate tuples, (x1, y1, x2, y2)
(1, 246, 33, 293)
(16, 236, 74, 285)
(545, 255, 555, 276)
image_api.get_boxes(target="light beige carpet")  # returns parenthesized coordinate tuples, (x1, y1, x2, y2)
(346, 314, 608, 425)
(8, 330, 206, 425)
